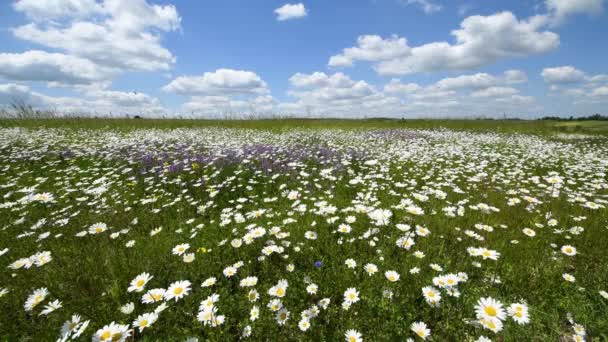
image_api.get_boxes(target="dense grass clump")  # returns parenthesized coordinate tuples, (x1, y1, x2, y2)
(0, 122, 607, 341)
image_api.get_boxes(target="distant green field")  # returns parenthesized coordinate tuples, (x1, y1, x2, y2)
(2, 118, 608, 135)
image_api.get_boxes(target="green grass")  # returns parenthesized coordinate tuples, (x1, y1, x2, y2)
(0, 120, 607, 341)
(2, 118, 608, 135)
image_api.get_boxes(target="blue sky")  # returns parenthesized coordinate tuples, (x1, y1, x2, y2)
(0, 0, 607, 118)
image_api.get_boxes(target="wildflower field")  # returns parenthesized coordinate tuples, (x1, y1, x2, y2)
(0, 120, 607, 341)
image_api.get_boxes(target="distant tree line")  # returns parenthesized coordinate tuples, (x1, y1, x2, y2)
(539, 114, 608, 121)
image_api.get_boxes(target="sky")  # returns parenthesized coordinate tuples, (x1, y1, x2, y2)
(0, 0, 607, 119)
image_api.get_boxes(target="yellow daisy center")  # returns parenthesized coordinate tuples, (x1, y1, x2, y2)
(484, 306, 497, 317)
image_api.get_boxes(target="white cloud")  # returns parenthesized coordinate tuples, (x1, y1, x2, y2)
(0, 50, 116, 85)
(283, 72, 403, 117)
(13, 22, 176, 73)
(13, 0, 103, 21)
(403, 0, 442, 14)
(163, 69, 269, 96)
(384, 79, 421, 95)
(182, 95, 276, 117)
(541, 66, 588, 83)
(434, 70, 527, 90)
(164, 69, 274, 117)
(0, 83, 167, 115)
(102, 0, 181, 33)
(272, 69, 540, 118)
(542, 66, 608, 105)
(435, 73, 498, 90)
(331, 5, 602, 76)
(471, 86, 519, 98)
(504, 70, 528, 84)
(378, 70, 539, 118)
(0, 83, 40, 105)
(545, 0, 604, 25)
(589, 74, 608, 83)
(378, 12, 558, 75)
(328, 35, 411, 67)
(85, 89, 163, 108)
(289, 72, 361, 89)
(274, 3, 307, 21)
(408, 88, 456, 101)
(330, 12, 559, 75)
(288, 72, 376, 101)
(10, 0, 180, 78)
(591, 86, 608, 97)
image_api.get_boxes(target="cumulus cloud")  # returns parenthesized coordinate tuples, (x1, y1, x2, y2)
(274, 3, 307, 21)
(282, 72, 403, 117)
(328, 35, 411, 67)
(379, 69, 539, 117)
(289, 72, 363, 89)
(163, 69, 269, 96)
(591, 86, 608, 97)
(470, 86, 519, 98)
(434, 70, 527, 90)
(0, 83, 41, 105)
(543, 65, 608, 104)
(383, 79, 421, 95)
(277, 69, 539, 118)
(85, 89, 163, 108)
(288, 72, 375, 101)
(9, 0, 180, 85)
(163, 69, 274, 117)
(13, 0, 103, 21)
(0, 83, 167, 115)
(329, 12, 559, 75)
(1, 0, 181, 116)
(379, 12, 558, 75)
(541, 66, 588, 83)
(12, 22, 177, 73)
(182, 95, 276, 117)
(402, 0, 442, 14)
(330, 0, 605, 76)
(545, 0, 604, 25)
(273, 69, 539, 118)
(435, 73, 497, 90)
(503, 70, 528, 84)
(0, 50, 116, 85)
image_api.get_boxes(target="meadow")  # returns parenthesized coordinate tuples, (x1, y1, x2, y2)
(0, 119, 607, 341)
